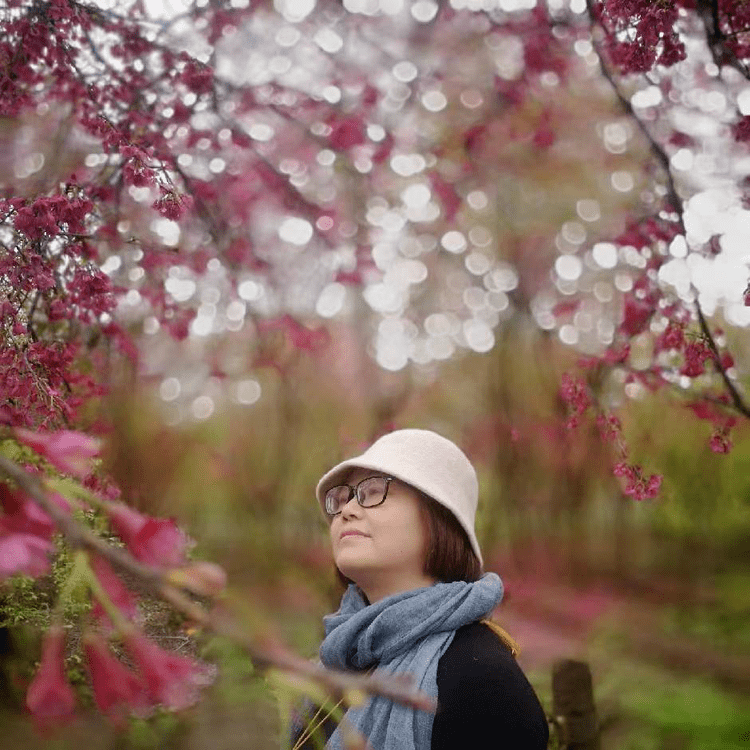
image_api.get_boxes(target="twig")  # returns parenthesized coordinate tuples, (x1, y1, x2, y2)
(694, 303, 750, 418)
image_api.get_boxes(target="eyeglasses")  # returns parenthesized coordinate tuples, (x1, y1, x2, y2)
(324, 475, 394, 516)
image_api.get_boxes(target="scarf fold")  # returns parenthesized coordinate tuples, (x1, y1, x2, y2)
(317, 572, 503, 750)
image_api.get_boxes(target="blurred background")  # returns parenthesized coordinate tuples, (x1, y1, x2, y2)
(1, 0, 750, 748)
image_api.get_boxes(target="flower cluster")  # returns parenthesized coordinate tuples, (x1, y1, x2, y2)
(613, 462, 663, 501)
(596, 0, 686, 75)
(27, 622, 213, 727)
(560, 373, 591, 429)
(0, 482, 70, 581)
(1, 429, 220, 726)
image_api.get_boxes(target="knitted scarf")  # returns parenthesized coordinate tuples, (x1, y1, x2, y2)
(317, 572, 504, 750)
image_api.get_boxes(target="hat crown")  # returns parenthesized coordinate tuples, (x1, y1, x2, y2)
(360, 429, 477, 507)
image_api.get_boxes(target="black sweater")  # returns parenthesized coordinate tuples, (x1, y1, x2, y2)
(290, 621, 549, 749)
(431, 621, 549, 748)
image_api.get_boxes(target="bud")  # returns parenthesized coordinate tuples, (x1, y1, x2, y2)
(166, 561, 227, 596)
(107, 502, 189, 567)
(26, 625, 77, 726)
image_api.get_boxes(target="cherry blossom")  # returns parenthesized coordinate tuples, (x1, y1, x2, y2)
(107, 503, 190, 568)
(83, 632, 150, 721)
(26, 625, 77, 726)
(14, 428, 101, 479)
(123, 628, 215, 711)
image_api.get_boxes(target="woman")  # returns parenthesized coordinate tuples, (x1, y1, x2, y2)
(291, 428, 549, 750)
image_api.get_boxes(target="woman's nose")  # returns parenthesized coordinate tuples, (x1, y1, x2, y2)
(340, 494, 362, 518)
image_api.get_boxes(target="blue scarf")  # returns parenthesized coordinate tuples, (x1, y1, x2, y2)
(317, 572, 503, 750)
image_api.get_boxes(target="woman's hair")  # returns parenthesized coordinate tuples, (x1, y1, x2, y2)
(334, 482, 482, 589)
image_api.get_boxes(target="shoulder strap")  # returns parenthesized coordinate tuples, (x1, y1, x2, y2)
(479, 618, 520, 658)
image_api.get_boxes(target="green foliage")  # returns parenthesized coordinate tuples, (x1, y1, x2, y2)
(0, 575, 54, 629)
(199, 634, 266, 706)
(616, 673, 750, 750)
(114, 711, 189, 750)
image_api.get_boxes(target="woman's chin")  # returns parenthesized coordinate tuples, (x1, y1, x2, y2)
(335, 555, 373, 582)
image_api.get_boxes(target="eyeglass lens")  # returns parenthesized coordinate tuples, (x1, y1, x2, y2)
(325, 476, 388, 515)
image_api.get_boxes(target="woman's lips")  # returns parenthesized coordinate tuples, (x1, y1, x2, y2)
(340, 530, 369, 540)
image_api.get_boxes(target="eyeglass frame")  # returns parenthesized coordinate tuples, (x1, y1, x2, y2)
(324, 475, 395, 517)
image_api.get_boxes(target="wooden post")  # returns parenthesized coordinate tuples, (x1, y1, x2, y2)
(551, 659, 600, 749)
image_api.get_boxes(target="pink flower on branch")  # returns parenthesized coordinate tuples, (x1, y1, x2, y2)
(680, 340, 711, 378)
(83, 632, 150, 722)
(167, 561, 227, 597)
(560, 373, 591, 429)
(14, 428, 101, 479)
(613, 462, 662, 501)
(709, 429, 732, 454)
(153, 188, 193, 220)
(120, 145, 157, 187)
(0, 483, 60, 539)
(123, 629, 215, 711)
(89, 554, 141, 631)
(327, 115, 367, 150)
(26, 625, 77, 727)
(0, 531, 54, 580)
(106, 503, 190, 568)
(732, 115, 750, 144)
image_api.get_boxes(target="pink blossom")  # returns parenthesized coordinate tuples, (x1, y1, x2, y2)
(613, 462, 662, 501)
(732, 116, 750, 144)
(257, 314, 330, 353)
(167, 561, 227, 596)
(14, 428, 101, 479)
(603, 342, 630, 365)
(153, 189, 193, 220)
(709, 429, 732, 454)
(560, 373, 591, 429)
(123, 629, 214, 710)
(26, 625, 77, 726)
(83, 632, 149, 721)
(121, 146, 156, 187)
(107, 503, 189, 567)
(429, 172, 461, 222)
(654, 322, 684, 353)
(680, 340, 710, 378)
(13, 202, 59, 239)
(0, 484, 69, 536)
(179, 59, 214, 95)
(328, 116, 367, 150)
(596, 413, 621, 443)
(0, 486, 55, 538)
(532, 126, 555, 149)
(89, 554, 141, 630)
(0, 532, 54, 579)
(620, 295, 654, 336)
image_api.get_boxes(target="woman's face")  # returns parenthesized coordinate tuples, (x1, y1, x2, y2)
(328, 467, 433, 602)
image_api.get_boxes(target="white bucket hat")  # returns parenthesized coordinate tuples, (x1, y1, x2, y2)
(315, 428, 483, 567)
